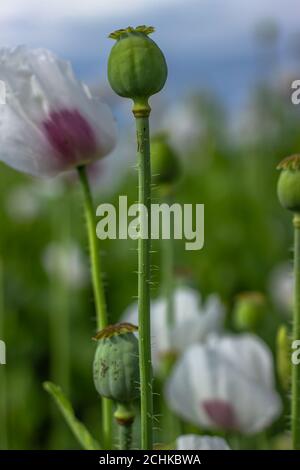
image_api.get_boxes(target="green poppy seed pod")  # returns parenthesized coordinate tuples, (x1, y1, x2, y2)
(151, 133, 181, 189)
(276, 325, 291, 391)
(277, 155, 300, 213)
(93, 323, 139, 403)
(233, 292, 266, 331)
(107, 25, 168, 116)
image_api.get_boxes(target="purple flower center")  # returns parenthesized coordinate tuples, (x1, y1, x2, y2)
(202, 399, 238, 430)
(42, 109, 97, 163)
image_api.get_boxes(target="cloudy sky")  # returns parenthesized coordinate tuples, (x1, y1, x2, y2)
(0, 0, 299, 107)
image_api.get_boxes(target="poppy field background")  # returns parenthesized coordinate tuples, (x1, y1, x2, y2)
(0, 0, 300, 450)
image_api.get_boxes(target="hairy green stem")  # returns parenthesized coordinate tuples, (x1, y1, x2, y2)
(77, 165, 112, 449)
(135, 115, 153, 449)
(292, 214, 300, 449)
(78, 166, 107, 330)
(118, 423, 133, 450)
(0, 261, 8, 449)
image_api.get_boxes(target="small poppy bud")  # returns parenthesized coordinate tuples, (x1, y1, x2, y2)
(151, 133, 181, 189)
(276, 325, 291, 391)
(233, 292, 266, 331)
(93, 323, 139, 403)
(277, 155, 300, 213)
(107, 25, 168, 116)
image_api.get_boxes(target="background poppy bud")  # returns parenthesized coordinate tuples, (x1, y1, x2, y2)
(93, 323, 139, 403)
(151, 133, 181, 189)
(107, 26, 168, 116)
(277, 155, 300, 213)
(276, 325, 291, 391)
(233, 292, 266, 331)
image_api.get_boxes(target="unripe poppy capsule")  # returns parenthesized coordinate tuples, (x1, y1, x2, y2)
(151, 133, 181, 188)
(93, 323, 139, 403)
(276, 325, 291, 391)
(107, 25, 168, 117)
(277, 155, 300, 213)
(233, 292, 266, 331)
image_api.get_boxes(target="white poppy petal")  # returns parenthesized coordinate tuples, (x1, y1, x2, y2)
(42, 242, 88, 289)
(122, 299, 165, 371)
(123, 287, 224, 373)
(165, 335, 282, 434)
(173, 286, 201, 324)
(170, 294, 224, 353)
(176, 434, 230, 450)
(0, 46, 117, 177)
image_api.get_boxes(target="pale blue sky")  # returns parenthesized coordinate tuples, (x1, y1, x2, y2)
(0, 0, 299, 108)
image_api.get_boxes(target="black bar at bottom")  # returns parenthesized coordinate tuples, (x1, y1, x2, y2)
(0, 450, 300, 467)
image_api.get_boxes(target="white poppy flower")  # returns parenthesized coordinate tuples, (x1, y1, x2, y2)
(268, 263, 293, 315)
(0, 46, 117, 177)
(42, 242, 88, 289)
(6, 184, 41, 221)
(160, 102, 201, 152)
(123, 286, 224, 372)
(6, 178, 65, 221)
(176, 434, 230, 450)
(165, 334, 282, 434)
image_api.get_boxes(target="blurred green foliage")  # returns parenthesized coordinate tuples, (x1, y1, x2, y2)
(0, 78, 299, 449)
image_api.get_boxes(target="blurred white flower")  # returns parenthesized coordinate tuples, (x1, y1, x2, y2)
(176, 434, 230, 450)
(32, 177, 65, 199)
(269, 262, 293, 315)
(165, 334, 281, 434)
(5, 178, 65, 221)
(6, 185, 40, 221)
(0, 46, 116, 177)
(123, 286, 224, 372)
(87, 134, 134, 197)
(160, 102, 201, 152)
(42, 242, 88, 289)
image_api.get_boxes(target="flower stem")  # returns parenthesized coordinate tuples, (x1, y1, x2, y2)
(118, 423, 133, 450)
(292, 213, 300, 449)
(77, 165, 112, 449)
(77, 166, 107, 329)
(135, 114, 153, 450)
